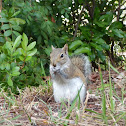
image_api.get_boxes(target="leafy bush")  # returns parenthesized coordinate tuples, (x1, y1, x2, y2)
(0, 7, 25, 42)
(67, 1, 126, 68)
(1, 0, 126, 70)
(0, 33, 37, 93)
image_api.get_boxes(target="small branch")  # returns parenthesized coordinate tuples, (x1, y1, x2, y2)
(114, 0, 126, 13)
(73, 3, 86, 41)
(87, 0, 95, 20)
(92, 0, 95, 19)
(117, 0, 121, 21)
(20, 57, 26, 70)
(100, 0, 126, 15)
(71, 3, 76, 32)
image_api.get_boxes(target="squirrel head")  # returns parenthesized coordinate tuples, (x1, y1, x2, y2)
(50, 44, 70, 68)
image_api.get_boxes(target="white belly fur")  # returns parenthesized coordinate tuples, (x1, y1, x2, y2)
(52, 77, 86, 103)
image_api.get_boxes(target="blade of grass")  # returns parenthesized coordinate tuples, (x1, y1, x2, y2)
(108, 63, 119, 74)
(99, 65, 108, 124)
(115, 112, 126, 124)
(11, 114, 21, 120)
(121, 87, 125, 103)
(109, 62, 115, 113)
(85, 109, 102, 116)
(75, 95, 81, 125)
(58, 102, 63, 118)
(41, 61, 46, 77)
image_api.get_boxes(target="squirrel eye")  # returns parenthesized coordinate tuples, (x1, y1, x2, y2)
(60, 53, 64, 58)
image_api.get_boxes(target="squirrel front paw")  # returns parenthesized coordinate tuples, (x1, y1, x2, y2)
(59, 69, 68, 79)
(50, 65, 60, 78)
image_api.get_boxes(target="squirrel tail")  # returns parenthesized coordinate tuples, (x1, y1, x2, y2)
(70, 54, 91, 84)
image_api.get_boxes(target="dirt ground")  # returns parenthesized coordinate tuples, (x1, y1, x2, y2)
(0, 68, 126, 126)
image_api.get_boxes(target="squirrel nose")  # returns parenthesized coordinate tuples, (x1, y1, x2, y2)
(53, 64, 56, 67)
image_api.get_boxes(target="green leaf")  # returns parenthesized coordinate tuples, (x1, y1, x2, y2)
(61, 35, 69, 41)
(0, 58, 2, 64)
(12, 25, 22, 32)
(5, 42, 12, 51)
(95, 12, 113, 28)
(11, 10, 21, 17)
(41, 31, 48, 40)
(95, 21, 108, 27)
(93, 38, 109, 50)
(9, 18, 26, 25)
(13, 51, 19, 56)
(74, 47, 91, 54)
(90, 43, 103, 51)
(12, 71, 20, 76)
(112, 29, 125, 38)
(8, 76, 13, 86)
(1, 53, 6, 60)
(9, 20, 17, 25)
(93, 38, 105, 45)
(80, 26, 91, 40)
(97, 51, 106, 61)
(61, 9, 65, 14)
(25, 56, 32, 61)
(101, 41, 109, 49)
(27, 48, 37, 56)
(78, 0, 83, 4)
(11, 66, 20, 76)
(13, 35, 22, 49)
(27, 41, 36, 51)
(5, 63, 10, 70)
(69, 40, 83, 50)
(100, 12, 113, 23)
(4, 30, 12, 37)
(12, 66, 20, 72)
(22, 33, 28, 50)
(13, 31, 20, 37)
(0, 36, 5, 43)
(19, 56, 24, 61)
(0, 63, 5, 70)
(9, 7, 15, 16)
(13, 48, 22, 56)
(21, 49, 26, 56)
(44, 47, 51, 56)
(1, 24, 10, 30)
(47, 25, 52, 35)
(11, 62, 16, 68)
(109, 21, 123, 30)
(65, 12, 69, 18)
(0, 18, 9, 22)
(90, 53, 96, 61)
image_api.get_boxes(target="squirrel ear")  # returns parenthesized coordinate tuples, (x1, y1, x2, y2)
(62, 44, 68, 54)
(51, 45, 55, 50)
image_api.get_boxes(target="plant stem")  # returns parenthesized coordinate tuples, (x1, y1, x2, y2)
(73, 3, 86, 41)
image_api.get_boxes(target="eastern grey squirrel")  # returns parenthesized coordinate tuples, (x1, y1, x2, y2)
(50, 44, 91, 103)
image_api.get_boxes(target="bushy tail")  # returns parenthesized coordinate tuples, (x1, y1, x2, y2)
(70, 54, 91, 84)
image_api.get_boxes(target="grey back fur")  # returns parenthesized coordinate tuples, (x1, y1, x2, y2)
(70, 54, 91, 84)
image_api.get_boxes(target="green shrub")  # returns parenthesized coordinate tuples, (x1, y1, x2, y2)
(0, 33, 37, 93)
